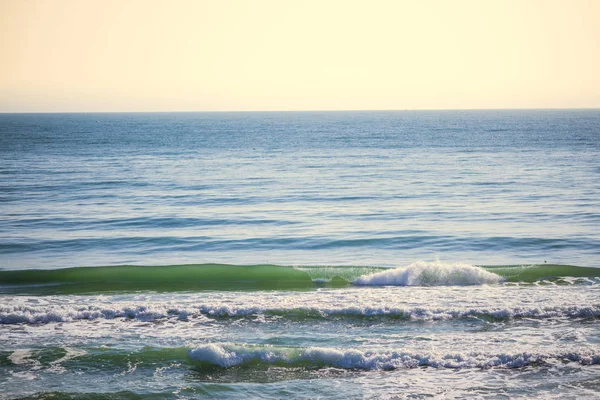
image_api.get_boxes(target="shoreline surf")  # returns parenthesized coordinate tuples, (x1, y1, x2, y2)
(1, 262, 599, 294)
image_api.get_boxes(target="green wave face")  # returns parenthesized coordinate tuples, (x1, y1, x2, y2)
(0, 263, 598, 294)
(481, 264, 600, 282)
(3, 344, 599, 373)
(0, 264, 385, 294)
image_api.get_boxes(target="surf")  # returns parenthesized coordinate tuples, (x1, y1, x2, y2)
(1, 262, 599, 294)
(3, 299, 599, 325)
(4, 344, 598, 372)
(187, 343, 600, 370)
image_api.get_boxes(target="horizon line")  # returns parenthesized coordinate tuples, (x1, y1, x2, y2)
(1, 106, 600, 115)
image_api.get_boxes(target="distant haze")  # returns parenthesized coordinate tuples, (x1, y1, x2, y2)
(1, 0, 599, 112)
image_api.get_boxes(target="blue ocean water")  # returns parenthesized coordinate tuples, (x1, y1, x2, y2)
(1, 110, 599, 269)
(1, 110, 599, 398)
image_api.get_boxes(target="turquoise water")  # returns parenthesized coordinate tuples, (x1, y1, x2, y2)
(1, 110, 599, 398)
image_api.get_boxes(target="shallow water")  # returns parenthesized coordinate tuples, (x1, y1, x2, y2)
(1, 110, 599, 398)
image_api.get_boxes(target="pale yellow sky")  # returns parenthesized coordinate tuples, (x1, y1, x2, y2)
(1, 0, 599, 112)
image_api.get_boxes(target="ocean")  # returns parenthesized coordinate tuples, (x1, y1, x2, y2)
(0, 110, 599, 399)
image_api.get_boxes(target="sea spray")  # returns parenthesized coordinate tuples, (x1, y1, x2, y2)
(353, 261, 502, 286)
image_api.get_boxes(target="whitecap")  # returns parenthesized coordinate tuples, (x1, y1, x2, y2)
(353, 261, 502, 286)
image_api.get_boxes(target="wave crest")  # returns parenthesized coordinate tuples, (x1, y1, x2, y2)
(353, 261, 502, 286)
(1, 263, 598, 294)
(6, 345, 600, 372)
(3, 302, 599, 325)
(188, 343, 600, 370)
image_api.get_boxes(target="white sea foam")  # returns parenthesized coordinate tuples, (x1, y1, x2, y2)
(2, 302, 599, 324)
(353, 261, 502, 286)
(188, 343, 600, 369)
(0, 304, 207, 324)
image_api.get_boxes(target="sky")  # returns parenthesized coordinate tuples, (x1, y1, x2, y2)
(1, 0, 599, 112)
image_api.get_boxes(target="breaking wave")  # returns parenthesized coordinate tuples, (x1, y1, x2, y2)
(353, 261, 502, 286)
(2, 302, 599, 325)
(0, 262, 599, 294)
(3, 344, 599, 372)
(188, 343, 600, 369)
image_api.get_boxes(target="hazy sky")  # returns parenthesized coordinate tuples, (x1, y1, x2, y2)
(1, 0, 599, 112)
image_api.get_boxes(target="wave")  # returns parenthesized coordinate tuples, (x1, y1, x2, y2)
(0, 264, 331, 294)
(353, 261, 502, 286)
(4, 344, 599, 371)
(0, 262, 599, 294)
(482, 263, 600, 281)
(2, 302, 599, 325)
(188, 343, 600, 370)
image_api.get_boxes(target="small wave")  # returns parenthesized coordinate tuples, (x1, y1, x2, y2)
(188, 343, 600, 370)
(483, 264, 600, 282)
(0, 264, 323, 294)
(2, 303, 599, 325)
(0, 263, 598, 294)
(6, 345, 598, 372)
(0, 304, 202, 325)
(354, 261, 502, 286)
